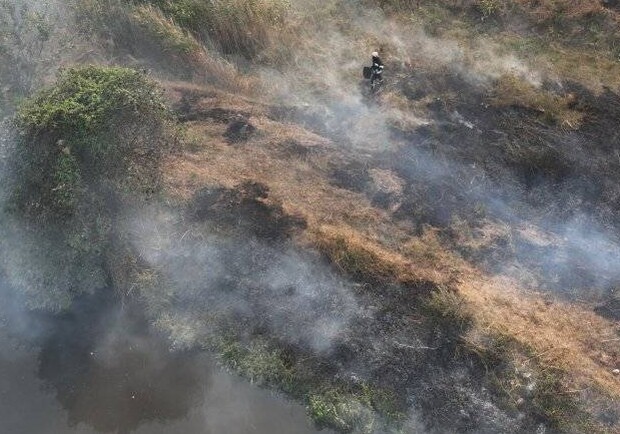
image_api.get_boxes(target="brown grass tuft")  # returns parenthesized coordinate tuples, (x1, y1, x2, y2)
(459, 275, 620, 401)
(311, 225, 453, 290)
(490, 74, 584, 127)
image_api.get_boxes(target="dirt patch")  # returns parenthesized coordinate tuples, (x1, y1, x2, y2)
(594, 295, 620, 321)
(275, 139, 323, 159)
(166, 83, 252, 124)
(188, 181, 306, 242)
(224, 116, 258, 143)
(330, 161, 372, 193)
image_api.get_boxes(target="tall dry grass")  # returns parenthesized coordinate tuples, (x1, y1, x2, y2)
(74, 0, 260, 92)
(140, 0, 290, 58)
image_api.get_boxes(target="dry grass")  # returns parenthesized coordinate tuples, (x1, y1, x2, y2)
(402, 227, 463, 280)
(491, 74, 584, 127)
(151, 0, 291, 58)
(459, 273, 620, 401)
(161, 84, 385, 230)
(409, 0, 609, 22)
(512, 0, 606, 22)
(370, 0, 620, 93)
(311, 224, 449, 288)
(160, 80, 620, 426)
(132, 5, 202, 57)
(74, 0, 260, 93)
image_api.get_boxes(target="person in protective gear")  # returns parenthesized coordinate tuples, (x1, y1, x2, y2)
(371, 51, 384, 85)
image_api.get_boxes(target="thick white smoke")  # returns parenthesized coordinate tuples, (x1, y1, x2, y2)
(127, 208, 361, 353)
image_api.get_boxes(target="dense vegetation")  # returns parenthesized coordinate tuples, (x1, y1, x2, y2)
(0, 66, 173, 309)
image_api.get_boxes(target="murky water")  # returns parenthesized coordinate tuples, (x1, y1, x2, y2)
(0, 292, 323, 434)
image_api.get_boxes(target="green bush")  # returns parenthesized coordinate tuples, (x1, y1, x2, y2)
(13, 66, 168, 215)
(17, 65, 165, 135)
(1, 66, 173, 310)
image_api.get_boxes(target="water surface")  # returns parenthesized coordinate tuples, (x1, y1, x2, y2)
(0, 293, 323, 434)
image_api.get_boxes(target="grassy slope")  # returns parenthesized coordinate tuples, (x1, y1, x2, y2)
(160, 79, 619, 431)
(149, 1, 620, 431)
(17, 0, 618, 431)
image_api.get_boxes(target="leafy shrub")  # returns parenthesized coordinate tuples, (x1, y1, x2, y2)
(18, 66, 165, 134)
(1, 66, 173, 309)
(13, 65, 168, 214)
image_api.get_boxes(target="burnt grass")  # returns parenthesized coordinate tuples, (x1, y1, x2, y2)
(120, 74, 615, 432)
(224, 116, 257, 144)
(172, 88, 250, 123)
(188, 181, 306, 241)
(276, 139, 324, 160)
(398, 74, 620, 298)
(144, 180, 568, 433)
(318, 68, 620, 300)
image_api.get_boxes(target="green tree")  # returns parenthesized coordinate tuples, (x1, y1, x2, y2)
(1, 66, 173, 310)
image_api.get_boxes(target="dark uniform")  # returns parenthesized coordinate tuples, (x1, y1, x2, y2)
(371, 55, 384, 85)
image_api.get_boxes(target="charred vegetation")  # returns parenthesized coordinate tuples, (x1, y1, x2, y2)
(1, 1, 619, 433)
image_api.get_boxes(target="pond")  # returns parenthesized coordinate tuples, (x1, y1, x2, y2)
(0, 290, 324, 434)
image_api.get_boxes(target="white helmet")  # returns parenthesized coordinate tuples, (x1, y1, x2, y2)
(372, 51, 379, 57)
